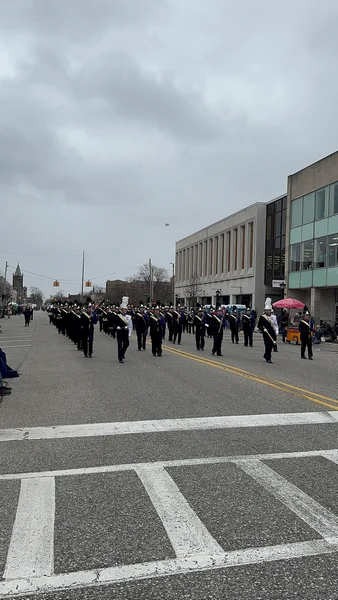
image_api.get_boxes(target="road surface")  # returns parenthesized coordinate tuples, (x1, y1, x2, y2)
(0, 312, 337, 599)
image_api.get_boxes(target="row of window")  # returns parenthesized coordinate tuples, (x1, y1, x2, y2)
(290, 234, 338, 272)
(291, 182, 338, 228)
(176, 223, 254, 281)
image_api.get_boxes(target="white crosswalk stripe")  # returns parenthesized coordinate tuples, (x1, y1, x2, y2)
(1, 449, 338, 598)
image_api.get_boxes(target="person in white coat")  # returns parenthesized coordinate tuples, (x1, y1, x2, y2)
(115, 304, 133, 363)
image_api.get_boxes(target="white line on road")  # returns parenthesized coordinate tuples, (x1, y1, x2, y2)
(0, 539, 336, 598)
(1, 449, 337, 481)
(136, 465, 223, 558)
(0, 344, 32, 348)
(237, 459, 338, 539)
(1, 411, 337, 442)
(4, 477, 55, 580)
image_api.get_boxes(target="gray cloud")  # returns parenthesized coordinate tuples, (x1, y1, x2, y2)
(1, 0, 338, 295)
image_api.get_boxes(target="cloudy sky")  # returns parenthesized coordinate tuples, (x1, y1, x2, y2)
(1, 0, 338, 297)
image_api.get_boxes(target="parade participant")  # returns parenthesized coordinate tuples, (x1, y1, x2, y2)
(172, 306, 182, 345)
(134, 305, 148, 351)
(23, 306, 31, 327)
(280, 310, 289, 343)
(299, 311, 314, 360)
(229, 306, 239, 343)
(0, 372, 11, 396)
(210, 308, 225, 356)
(242, 307, 253, 347)
(80, 301, 97, 358)
(258, 298, 276, 364)
(194, 308, 206, 351)
(148, 307, 165, 356)
(115, 302, 133, 363)
(166, 307, 174, 342)
(270, 310, 279, 352)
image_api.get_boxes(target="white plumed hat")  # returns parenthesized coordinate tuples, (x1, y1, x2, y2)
(264, 297, 272, 310)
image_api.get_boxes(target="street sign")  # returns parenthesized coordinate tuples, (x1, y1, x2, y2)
(272, 280, 286, 288)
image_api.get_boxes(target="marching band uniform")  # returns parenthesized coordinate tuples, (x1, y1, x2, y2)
(194, 309, 206, 350)
(229, 307, 239, 344)
(242, 308, 253, 347)
(148, 308, 165, 356)
(115, 304, 133, 363)
(210, 309, 225, 356)
(80, 303, 97, 358)
(299, 311, 314, 360)
(258, 298, 276, 364)
(134, 306, 148, 351)
(172, 308, 182, 345)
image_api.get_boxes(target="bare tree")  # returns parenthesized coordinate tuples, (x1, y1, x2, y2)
(29, 286, 44, 306)
(183, 272, 204, 310)
(133, 263, 171, 303)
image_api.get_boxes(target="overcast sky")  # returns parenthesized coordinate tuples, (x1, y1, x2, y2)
(1, 0, 338, 297)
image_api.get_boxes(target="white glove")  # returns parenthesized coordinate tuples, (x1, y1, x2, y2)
(263, 328, 267, 332)
(205, 324, 209, 327)
(117, 326, 121, 330)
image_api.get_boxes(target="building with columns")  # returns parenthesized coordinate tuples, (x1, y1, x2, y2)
(286, 151, 338, 323)
(175, 202, 269, 311)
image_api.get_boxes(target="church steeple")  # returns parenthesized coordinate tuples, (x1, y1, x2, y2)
(14, 263, 22, 277)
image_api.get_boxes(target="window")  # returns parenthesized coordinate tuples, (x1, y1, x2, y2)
(281, 208, 286, 235)
(227, 232, 231, 272)
(290, 243, 301, 272)
(209, 239, 213, 275)
(302, 192, 315, 224)
(194, 244, 198, 274)
(241, 225, 245, 270)
(329, 182, 338, 216)
(315, 187, 328, 221)
(273, 252, 281, 277)
(275, 211, 281, 237)
(267, 203, 275, 216)
(291, 198, 302, 228)
(314, 237, 327, 269)
(275, 199, 282, 213)
(266, 215, 274, 240)
(215, 236, 219, 274)
(186, 248, 190, 278)
(248, 222, 254, 268)
(183, 249, 186, 280)
(220, 234, 225, 273)
(203, 241, 207, 276)
(233, 229, 238, 270)
(328, 234, 338, 267)
(199, 243, 203, 276)
(301, 240, 314, 270)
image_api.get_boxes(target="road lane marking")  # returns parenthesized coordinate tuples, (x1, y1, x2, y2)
(162, 345, 338, 410)
(237, 460, 338, 540)
(136, 465, 223, 558)
(1, 449, 337, 481)
(0, 539, 337, 598)
(0, 344, 32, 348)
(4, 477, 55, 580)
(1, 411, 337, 442)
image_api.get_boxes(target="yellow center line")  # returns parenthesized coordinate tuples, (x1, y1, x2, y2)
(161, 343, 338, 411)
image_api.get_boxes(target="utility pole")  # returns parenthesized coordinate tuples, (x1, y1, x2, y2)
(149, 258, 153, 304)
(81, 251, 85, 302)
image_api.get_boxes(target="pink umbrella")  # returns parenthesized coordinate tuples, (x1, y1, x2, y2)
(272, 298, 305, 309)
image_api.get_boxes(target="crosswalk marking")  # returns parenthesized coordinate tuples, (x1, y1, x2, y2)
(1, 411, 338, 442)
(237, 460, 338, 542)
(4, 477, 55, 580)
(136, 465, 223, 558)
(1, 448, 337, 481)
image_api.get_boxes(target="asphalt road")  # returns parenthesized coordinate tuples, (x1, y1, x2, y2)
(0, 312, 337, 600)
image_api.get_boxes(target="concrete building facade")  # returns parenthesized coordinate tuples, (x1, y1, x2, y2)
(175, 203, 268, 311)
(286, 151, 338, 323)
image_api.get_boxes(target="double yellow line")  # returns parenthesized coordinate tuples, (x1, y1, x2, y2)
(161, 343, 338, 411)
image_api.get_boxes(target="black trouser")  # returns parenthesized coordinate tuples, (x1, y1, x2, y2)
(188, 323, 195, 334)
(243, 327, 253, 347)
(212, 329, 223, 355)
(195, 326, 205, 350)
(173, 323, 182, 344)
(151, 330, 162, 355)
(230, 326, 239, 343)
(167, 322, 174, 342)
(301, 333, 313, 358)
(117, 329, 129, 361)
(263, 333, 274, 362)
(82, 330, 93, 357)
(136, 328, 147, 350)
(99, 317, 103, 332)
(24, 316, 30, 326)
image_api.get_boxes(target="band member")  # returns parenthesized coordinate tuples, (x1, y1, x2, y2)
(80, 302, 97, 358)
(166, 308, 174, 342)
(299, 311, 314, 360)
(194, 308, 206, 350)
(134, 305, 148, 351)
(229, 307, 239, 343)
(258, 298, 276, 364)
(115, 303, 133, 363)
(172, 307, 182, 345)
(148, 307, 165, 356)
(242, 307, 253, 347)
(210, 308, 225, 356)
